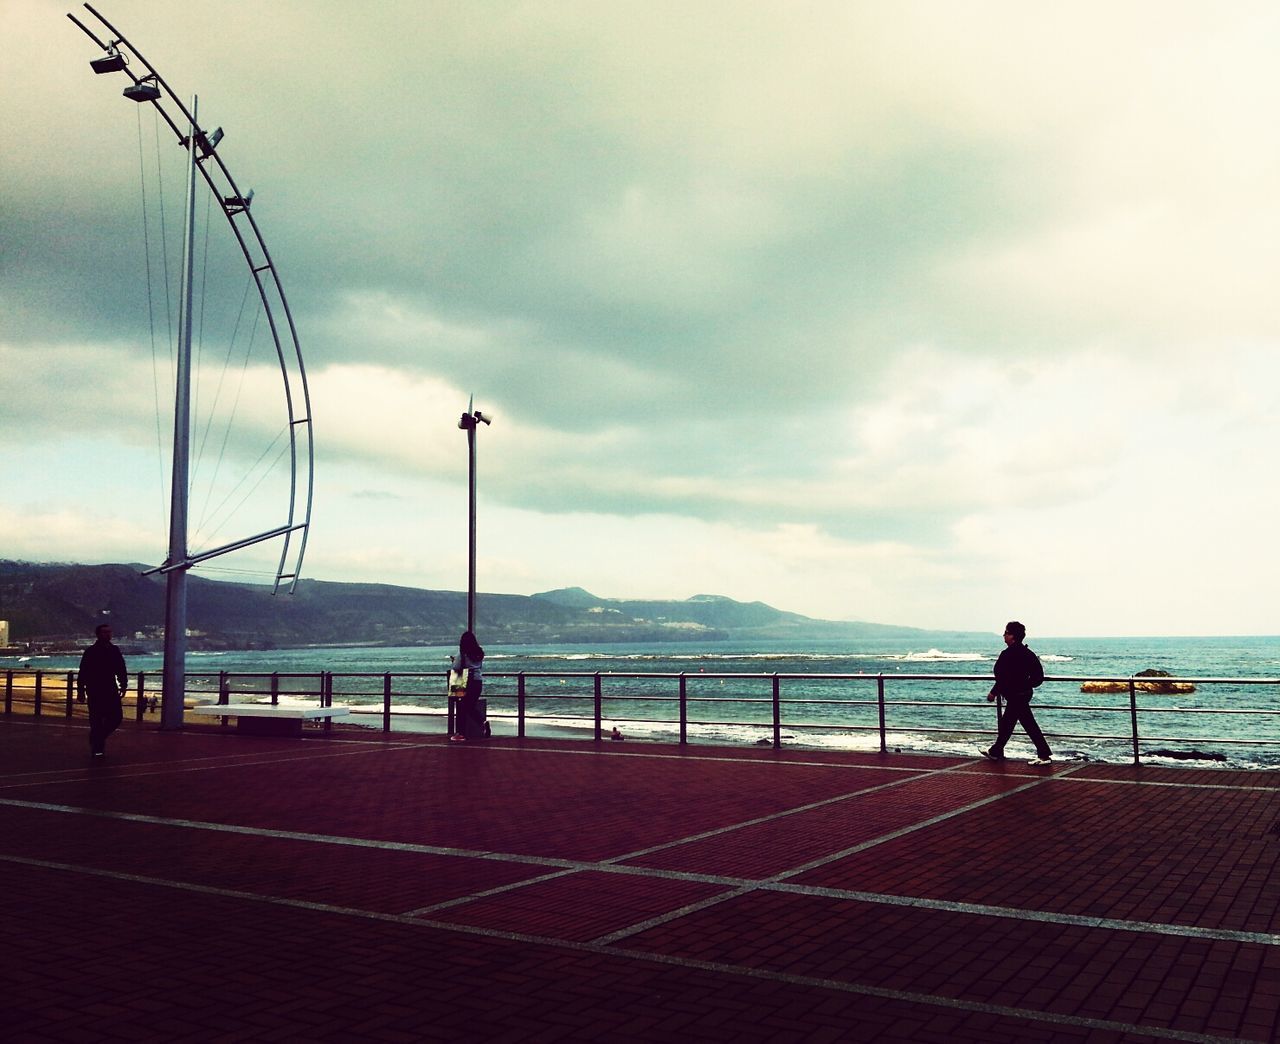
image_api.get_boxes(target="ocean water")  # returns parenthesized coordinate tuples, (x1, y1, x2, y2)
(8, 635, 1279, 768)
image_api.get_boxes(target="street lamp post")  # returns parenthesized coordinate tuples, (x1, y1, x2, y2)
(458, 400, 491, 633)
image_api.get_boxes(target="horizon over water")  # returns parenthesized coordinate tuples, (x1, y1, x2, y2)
(7, 635, 1278, 770)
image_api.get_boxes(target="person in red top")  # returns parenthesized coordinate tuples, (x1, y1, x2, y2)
(980, 620, 1052, 766)
(78, 623, 128, 758)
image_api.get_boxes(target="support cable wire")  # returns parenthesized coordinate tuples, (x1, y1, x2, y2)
(136, 104, 168, 530)
(193, 279, 258, 536)
(149, 150, 285, 572)
(191, 189, 212, 457)
(192, 431, 290, 554)
(72, 2, 314, 592)
(153, 109, 175, 369)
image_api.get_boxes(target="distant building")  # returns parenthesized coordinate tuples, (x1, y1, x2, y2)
(0, 620, 8, 647)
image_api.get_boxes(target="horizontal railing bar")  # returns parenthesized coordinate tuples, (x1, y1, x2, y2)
(7, 665, 1277, 765)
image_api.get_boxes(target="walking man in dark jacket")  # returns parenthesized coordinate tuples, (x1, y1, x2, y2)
(981, 620, 1052, 766)
(78, 623, 128, 758)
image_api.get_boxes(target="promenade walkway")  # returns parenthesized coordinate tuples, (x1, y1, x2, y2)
(2, 715, 1278, 1042)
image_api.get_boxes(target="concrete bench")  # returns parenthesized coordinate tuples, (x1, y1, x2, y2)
(187, 703, 350, 737)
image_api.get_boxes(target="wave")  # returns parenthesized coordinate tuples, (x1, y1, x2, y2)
(895, 650, 986, 663)
(324, 700, 1280, 770)
(486, 650, 991, 664)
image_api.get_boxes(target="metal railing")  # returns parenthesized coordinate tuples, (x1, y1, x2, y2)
(5, 667, 1278, 765)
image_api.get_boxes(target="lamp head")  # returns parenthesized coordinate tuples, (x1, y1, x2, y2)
(123, 76, 161, 103)
(90, 51, 126, 74)
(197, 127, 224, 156)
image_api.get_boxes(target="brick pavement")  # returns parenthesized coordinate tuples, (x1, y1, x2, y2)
(1, 715, 1278, 1042)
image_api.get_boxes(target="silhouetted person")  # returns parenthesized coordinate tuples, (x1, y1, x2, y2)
(78, 623, 127, 758)
(981, 620, 1052, 766)
(450, 630, 485, 742)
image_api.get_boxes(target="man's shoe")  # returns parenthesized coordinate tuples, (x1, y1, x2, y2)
(1027, 756, 1053, 766)
(979, 747, 1004, 761)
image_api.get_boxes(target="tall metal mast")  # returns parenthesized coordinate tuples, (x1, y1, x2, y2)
(159, 96, 198, 730)
(69, 4, 317, 731)
(458, 398, 491, 634)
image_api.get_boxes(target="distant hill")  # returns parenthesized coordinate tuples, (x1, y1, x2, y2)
(0, 561, 986, 650)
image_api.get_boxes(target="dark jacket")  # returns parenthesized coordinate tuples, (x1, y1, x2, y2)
(990, 642, 1041, 699)
(78, 640, 128, 699)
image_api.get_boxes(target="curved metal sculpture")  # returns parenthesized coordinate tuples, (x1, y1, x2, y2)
(68, 2, 314, 595)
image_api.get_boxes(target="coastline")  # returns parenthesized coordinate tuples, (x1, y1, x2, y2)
(5, 633, 1278, 768)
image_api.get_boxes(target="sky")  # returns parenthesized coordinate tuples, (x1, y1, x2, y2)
(3, 1, 1279, 638)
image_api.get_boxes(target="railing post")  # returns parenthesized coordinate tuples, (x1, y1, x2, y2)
(136, 672, 147, 721)
(270, 672, 280, 706)
(4, 670, 12, 715)
(322, 672, 333, 732)
(877, 675, 887, 754)
(772, 674, 781, 750)
(679, 673, 688, 746)
(216, 670, 230, 727)
(593, 672, 603, 742)
(65, 671, 75, 718)
(517, 672, 526, 738)
(1129, 678, 1140, 766)
(34, 670, 42, 718)
(383, 673, 393, 734)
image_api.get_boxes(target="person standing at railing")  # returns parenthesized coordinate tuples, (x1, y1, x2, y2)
(981, 620, 1052, 766)
(78, 623, 128, 759)
(450, 630, 486, 743)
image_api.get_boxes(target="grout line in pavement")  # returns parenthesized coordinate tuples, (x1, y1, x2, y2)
(4, 794, 1277, 948)
(0, 851, 1242, 1044)
(598, 763, 951, 865)
(769, 763, 1084, 881)
(590, 885, 751, 947)
(401, 867, 581, 917)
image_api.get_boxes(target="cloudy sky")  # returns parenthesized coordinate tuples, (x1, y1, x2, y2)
(3, 1, 1278, 637)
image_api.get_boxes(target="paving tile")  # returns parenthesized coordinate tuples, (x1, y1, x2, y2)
(3, 716, 1280, 1042)
(793, 776, 1280, 934)
(620, 888, 1280, 1039)
(422, 869, 730, 942)
(621, 770, 1030, 878)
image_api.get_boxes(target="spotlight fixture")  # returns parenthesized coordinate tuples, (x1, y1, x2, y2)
(458, 409, 492, 429)
(223, 188, 254, 213)
(196, 127, 224, 157)
(90, 49, 126, 74)
(123, 75, 160, 103)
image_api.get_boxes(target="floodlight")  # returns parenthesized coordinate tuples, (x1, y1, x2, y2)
(197, 127, 224, 156)
(124, 77, 161, 103)
(90, 51, 126, 74)
(223, 188, 254, 212)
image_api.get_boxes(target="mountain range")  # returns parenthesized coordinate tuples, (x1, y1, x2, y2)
(0, 560, 985, 650)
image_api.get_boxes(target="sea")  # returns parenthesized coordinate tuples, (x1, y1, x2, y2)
(7, 635, 1279, 769)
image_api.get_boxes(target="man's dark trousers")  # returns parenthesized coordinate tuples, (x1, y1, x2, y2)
(993, 690, 1051, 759)
(88, 689, 123, 755)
